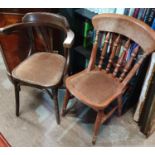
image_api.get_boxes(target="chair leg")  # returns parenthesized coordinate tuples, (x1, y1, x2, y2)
(117, 95, 123, 116)
(14, 82, 20, 117)
(92, 111, 104, 145)
(52, 88, 60, 124)
(61, 88, 71, 116)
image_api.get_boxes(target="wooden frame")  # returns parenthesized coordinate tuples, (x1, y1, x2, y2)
(0, 12, 74, 124)
(61, 14, 155, 144)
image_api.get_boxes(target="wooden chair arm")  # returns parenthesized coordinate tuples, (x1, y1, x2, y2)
(0, 23, 21, 34)
(63, 29, 74, 48)
(0, 22, 42, 34)
(122, 53, 150, 87)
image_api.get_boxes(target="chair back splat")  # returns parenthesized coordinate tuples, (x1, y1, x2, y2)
(88, 13, 155, 85)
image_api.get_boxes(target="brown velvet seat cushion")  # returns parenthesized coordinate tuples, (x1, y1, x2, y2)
(66, 69, 122, 110)
(12, 52, 66, 87)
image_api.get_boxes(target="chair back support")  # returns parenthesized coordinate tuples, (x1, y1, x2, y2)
(0, 24, 31, 74)
(0, 13, 71, 77)
(22, 12, 70, 53)
(88, 14, 155, 86)
(22, 12, 70, 31)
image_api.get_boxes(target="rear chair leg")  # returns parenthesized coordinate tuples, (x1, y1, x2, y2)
(92, 111, 104, 145)
(117, 95, 123, 116)
(52, 88, 60, 124)
(61, 89, 71, 116)
(14, 82, 20, 117)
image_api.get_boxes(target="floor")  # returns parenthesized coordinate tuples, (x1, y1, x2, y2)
(0, 54, 155, 147)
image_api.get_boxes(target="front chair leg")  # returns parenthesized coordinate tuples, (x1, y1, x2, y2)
(61, 88, 71, 116)
(14, 82, 20, 117)
(92, 111, 104, 145)
(52, 88, 60, 124)
(117, 95, 123, 116)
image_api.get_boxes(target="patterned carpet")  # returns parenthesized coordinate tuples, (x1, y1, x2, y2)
(0, 53, 155, 146)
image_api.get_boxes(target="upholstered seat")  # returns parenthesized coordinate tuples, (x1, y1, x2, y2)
(12, 52, 66, 87)
(66, 69, 121, 110)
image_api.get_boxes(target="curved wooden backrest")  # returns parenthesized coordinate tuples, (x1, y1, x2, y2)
(0, 13, 72, 77)
(22, 12, 70, 32)
(92, 14, 155, 53)
(22, 12, 72, 55)
(88, 13, 155, 86)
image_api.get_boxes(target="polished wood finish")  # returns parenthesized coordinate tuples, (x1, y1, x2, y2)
(0, 9, 58, 29)
(62, 14, 155, 144)
(0, 12, 74, 124)
(113, 39, 130, 77)
(106, 34, 120, 72)
(119, 46, 139, 81)
(98, 32, 110, 70)
(0, 133, 11, 147)
(0, 13, 23, 27)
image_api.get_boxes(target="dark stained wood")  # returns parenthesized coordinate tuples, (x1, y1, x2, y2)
(0, 10, 61, 74)
(14, 82, 20, 116)
(0, 12, 74, 125)
(0, 30, 31, 73)
(0, 13, 23, 28)
(117, 95, 123, 116)
(52, 88, 60, 124)
(0, 8, 58, 14)
(62, 13, 155, 144)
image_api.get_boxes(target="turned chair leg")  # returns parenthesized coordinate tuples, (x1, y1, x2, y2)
(117, 95, 123, 116)
(61, 88, 71, 116)
(52, 88, 60, 124)
(14, 82, 20, 117)
(92, 111, 104, 145)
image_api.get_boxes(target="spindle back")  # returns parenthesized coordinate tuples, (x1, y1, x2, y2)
(88, 14, 155, 84)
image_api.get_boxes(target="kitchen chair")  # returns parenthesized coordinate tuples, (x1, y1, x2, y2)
(0, 12, 74, 124)
(61, 14, 155, 144)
